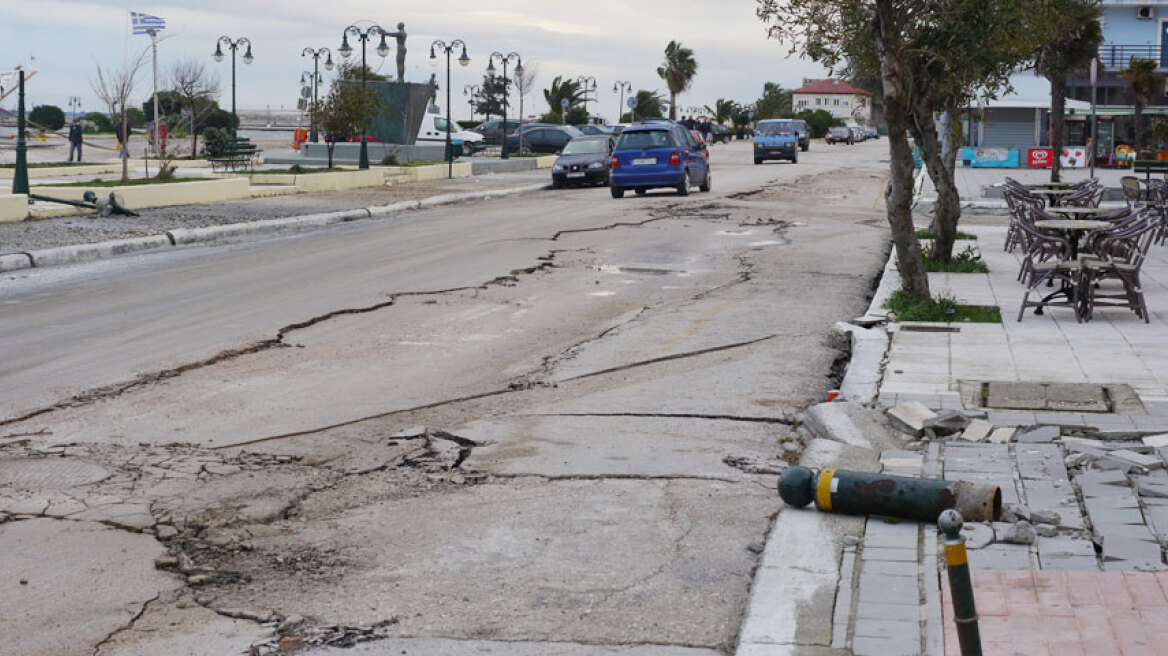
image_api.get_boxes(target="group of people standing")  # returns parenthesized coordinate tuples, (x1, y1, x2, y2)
(680, 116, 714, 141)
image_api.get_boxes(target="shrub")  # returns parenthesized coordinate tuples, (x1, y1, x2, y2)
(202, 127, 227, 157)
(30, 104, 66, 131)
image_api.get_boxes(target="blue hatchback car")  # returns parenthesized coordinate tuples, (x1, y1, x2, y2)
(753, 119, 800, 164)
(610, 123, 710, 198)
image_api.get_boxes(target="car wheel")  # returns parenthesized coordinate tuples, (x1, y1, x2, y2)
(520, 145, 533, 155)
(551, 180, 562, 189)
(677, 170, 690, 196)
(801, 142, 809, 152)
(603, 172, 611, 187)
(754, 158, 762, 165)
(462, 142, 475, 157)
(635, 188, 647, 196)
(791, 151, 798, 164)
(699, 169, 711, 192)
(611, 186, 624, 199)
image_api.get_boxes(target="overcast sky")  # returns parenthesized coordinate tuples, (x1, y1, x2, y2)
(1, 0, 832, 123)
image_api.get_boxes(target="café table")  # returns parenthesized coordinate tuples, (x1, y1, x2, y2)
(1030, 218, 1110, 315)
(1029, 188, 1080, 206)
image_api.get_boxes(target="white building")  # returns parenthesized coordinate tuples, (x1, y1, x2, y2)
(791, 79, 873, 124)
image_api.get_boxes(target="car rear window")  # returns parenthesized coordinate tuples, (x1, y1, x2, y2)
(756, 122, 793, 136)
(616, 130, 674, 150)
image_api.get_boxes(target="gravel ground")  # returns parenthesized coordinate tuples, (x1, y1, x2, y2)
(0, 174, 545, 252)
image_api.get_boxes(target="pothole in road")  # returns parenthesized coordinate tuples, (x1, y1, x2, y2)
(598, 265, 689, 276)
(0, 457, 111, 490)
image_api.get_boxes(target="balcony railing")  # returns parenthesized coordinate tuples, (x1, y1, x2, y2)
(1097, 44, 1165, 69)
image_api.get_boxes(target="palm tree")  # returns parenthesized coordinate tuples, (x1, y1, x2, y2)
(1121, 57, 1166, 155)
(656, 41, 698, 120)
(704, 98, 739, 125)
(542, 76, 585, 118)
(621, 89, 665, 121)
(1034, 0, 1101, 182)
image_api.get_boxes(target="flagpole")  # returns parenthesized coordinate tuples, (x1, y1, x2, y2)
(151, 29, 159, 156)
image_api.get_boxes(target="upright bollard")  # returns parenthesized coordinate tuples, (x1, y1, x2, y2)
(939, 509, 982, 656)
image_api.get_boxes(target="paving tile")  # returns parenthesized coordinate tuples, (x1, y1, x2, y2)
(860, 546, 919, 562)
(968, 543, 1033, 570)
(853, 599, 920, 622)
(852, 634, 920, 656)
(852, 618, 920, 642)
(863, 518, 919, 549)
(858, 559, 917, 577)
(1124, 572, 1168, 607)
(857, 573, 919, 603)
(1035, 411, 1088, 426)
(986, 410, 1037, 426)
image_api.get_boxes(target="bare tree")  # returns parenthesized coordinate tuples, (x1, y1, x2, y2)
(91, 53, 147, 182)
(171, 59, 221, 158)
(514, 60, 539, 110)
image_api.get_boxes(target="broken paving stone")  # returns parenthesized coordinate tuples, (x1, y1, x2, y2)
(1034, 524, 1059, 538)
(961, 523, 994, 549)
(1107, 449, 1164, 471)
(1030, 509, 1061, 526)
(1065, 453, 1095, 469)
(996, 520, 1037, 545)
(960, 419, 993, 443)
(887, 401, 937, 437)
(923, 411, 971, 437)
(988, 427, 1016, 444)
(1142, 433, 1168, 449)
(1017, 426, 1061, 444)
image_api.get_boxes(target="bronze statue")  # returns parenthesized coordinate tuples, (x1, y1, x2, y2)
(386, 22, 407, 82)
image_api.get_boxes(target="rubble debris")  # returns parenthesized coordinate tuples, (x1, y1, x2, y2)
(887, 401, 937, 438)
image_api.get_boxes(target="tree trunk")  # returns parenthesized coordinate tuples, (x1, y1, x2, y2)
(669, 91, 677, 120)
(1048, 74, 1067, 183)
(909, 99, 961, 261)
(327, 142, 334, 169)
(874, 0, 930, 302)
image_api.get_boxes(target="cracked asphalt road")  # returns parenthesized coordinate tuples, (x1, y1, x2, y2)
(0, 140, 893, 655)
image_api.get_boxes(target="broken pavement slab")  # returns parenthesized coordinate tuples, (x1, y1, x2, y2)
(886, 401, 937, 437)
(0, 518, 182, 656)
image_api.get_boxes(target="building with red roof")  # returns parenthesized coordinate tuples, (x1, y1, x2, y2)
(791, 78, 873, 124)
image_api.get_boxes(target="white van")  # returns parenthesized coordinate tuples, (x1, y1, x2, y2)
(417, 112, 484, 156)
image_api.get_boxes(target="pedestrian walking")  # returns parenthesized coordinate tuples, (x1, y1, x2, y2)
(699, 119, 710, 141)
(68, 119, 84, 162)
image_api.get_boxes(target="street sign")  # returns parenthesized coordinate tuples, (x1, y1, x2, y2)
(300, 86, 312, 99)
(627, 97, 637, 109)
(560, 98, 569, 109)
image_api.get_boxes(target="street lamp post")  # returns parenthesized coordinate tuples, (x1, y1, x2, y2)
(576, 75, 597, 119)
(487, 51, 521, 159)
(68, 96, 81, 120)
(212, 36, 253, 137)
(301, 47, 333, 143)
(613, 80, 631, 124)
(430, 39, 470, 179)
(339, 23, 390, 170)
(463, 84, 480, 121)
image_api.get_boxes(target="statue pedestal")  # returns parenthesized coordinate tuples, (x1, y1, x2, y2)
(367, 80, 435, 145)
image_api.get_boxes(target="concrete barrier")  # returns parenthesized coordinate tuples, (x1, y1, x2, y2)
(168, 209, 369, 245)
(0, 194, 29, 223)
(30, 178, 252, 209)
(0, 253, 33, 272)
(534, 155, 557, 169)
(388, 162, 473, 182)
(26, 235, 173, 267)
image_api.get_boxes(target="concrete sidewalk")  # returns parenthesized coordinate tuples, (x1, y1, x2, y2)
(738, 221, 1168, 654)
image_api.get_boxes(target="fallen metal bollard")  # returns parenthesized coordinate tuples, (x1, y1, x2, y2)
(777, 466, 1002, 522)
(939, 509, 982, 656)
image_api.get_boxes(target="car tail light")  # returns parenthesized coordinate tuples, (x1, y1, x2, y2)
(611, 155, 619, 169)
(669, 151, 680, 166)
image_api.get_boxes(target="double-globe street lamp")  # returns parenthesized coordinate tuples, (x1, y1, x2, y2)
(486, 51, 522, 159)
(339, 23, 390, 170)
(212, 36, 253, 137)
(429, 39, 470, 179)
(576, 75, 597, 119)
(613, 80, 632, 123)
(301, 47, 333, 143)
(463, 84, 481, 121)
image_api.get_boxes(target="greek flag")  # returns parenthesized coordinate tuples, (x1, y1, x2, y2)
(130, 11, 166, 35)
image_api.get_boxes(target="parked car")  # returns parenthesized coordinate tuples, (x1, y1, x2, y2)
(610, 123, 710, 198)
(792, 119, 811, 152)
(849, 126, 867, 142)
(865, 126, 879, 140)
(417, 112, 484, 155)
(551, 135, 614, 188)
(504, 125, 583, 154)
(473, 119, 523, 145)
(753, 119, 799, 164)
(709, 124, 732, 144)
(826, 126, 854, 145)
(573, 124, 615, 136)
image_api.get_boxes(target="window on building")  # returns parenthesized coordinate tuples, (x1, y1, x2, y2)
(834, 98, 839, 106)
(816, 98, 821, 106)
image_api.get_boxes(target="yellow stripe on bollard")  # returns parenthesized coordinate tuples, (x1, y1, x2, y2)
(945, 542, 968, 567)
(816, 467, 836, 512)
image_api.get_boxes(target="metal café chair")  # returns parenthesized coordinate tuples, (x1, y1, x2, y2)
(1078, 215, 1158, 323)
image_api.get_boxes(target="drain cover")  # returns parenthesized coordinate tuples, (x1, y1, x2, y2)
(0, 458, 111, 490)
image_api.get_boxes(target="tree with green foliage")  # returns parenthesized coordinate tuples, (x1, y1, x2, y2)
(704, 98, 739, 126)
(312, 78, 383, 168)
(657, 41, 698, 120)
(29, 104, 65, 131)
(1121, 57, 1165, 155)
(538, 106, 589, 125)
(141, 90, 183, 121)
(337, 61, 388, 83)
(475, 75, 511, 119)
(754, 82, 792, 119)
(81, 111, 113, 133)
(1035, 0, 1102, 183)
(621, 89, 666, 122)
(543, 76, 585, 118)
(795, 109, 834, 138)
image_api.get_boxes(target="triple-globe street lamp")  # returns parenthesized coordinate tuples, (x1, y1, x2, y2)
(576, 75, 597, 118)
(486, 51, 522, 159)
(429, 39, 470, 179)
(212, 36, 253, 137)
(301, 47, 333, 143)
(339, 23, 390, 169)
(613, 80, 632, 123)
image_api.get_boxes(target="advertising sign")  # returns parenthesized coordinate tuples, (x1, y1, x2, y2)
(1060, 147, 1087, 169)
(1028, 148, 1053, 168)
(962, 147, 1020, 168)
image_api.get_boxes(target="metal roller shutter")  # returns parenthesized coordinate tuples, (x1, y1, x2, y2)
(982, 108, 1037, 148)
